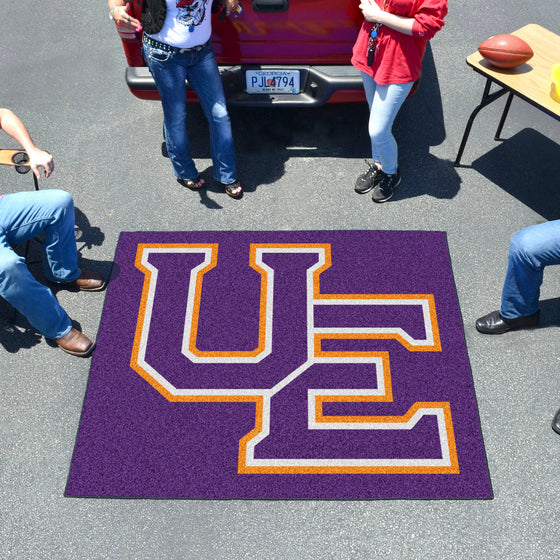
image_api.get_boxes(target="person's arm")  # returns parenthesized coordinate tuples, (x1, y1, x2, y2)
(359, 0, 447, 39)
(359, 0, 414, 35)
(0, 108, 54, 178)
(222, 0, 240, 17)
(108, 1, 142, 31)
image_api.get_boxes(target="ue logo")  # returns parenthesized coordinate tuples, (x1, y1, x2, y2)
(130, 243, 459, 475)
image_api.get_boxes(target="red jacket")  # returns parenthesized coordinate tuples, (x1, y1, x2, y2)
(351, 0, 448, 85)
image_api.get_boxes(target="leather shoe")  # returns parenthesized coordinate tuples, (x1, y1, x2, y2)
(54, 328, 95, 357)
(66, 269, 106, 292)
(475, 309, 540, 334)
(552, 408, 560, 435)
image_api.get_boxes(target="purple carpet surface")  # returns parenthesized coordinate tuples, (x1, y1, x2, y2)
(66, 231, 492, 499)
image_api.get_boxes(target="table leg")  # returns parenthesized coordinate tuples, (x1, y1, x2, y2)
(454, 79, 509, 166)
(495, 92, 514, 141)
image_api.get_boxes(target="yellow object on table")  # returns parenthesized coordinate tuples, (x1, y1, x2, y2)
(551, 63, 560, 103)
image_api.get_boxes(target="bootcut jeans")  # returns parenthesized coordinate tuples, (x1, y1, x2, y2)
(143, 39, 237, 185)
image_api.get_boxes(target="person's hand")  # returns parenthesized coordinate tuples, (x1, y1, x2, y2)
(359, 0, 384, 23)
(112, 3, 142, 31)
(223, 0, 239, 17)
(27, 148, 54, 179)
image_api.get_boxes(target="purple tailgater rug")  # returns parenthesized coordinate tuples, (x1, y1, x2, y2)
(66, 231, 492, 499)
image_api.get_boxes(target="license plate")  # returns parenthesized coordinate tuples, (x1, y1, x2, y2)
(246, 70, 300, 94)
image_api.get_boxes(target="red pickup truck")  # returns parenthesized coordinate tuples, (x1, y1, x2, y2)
(116, 0, 365, 106)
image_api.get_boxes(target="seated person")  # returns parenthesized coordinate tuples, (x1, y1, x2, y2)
(0, 108, 104, 357)
(475, 221, 560, 334)
(475, 220, 560, 434)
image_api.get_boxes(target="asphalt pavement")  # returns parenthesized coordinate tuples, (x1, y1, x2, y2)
(1, 1, 560, 558)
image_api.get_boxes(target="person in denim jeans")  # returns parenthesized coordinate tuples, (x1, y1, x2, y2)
(475, 220, 560, 434)
(351, 0, 447, 203)
(109, 0, 243, 198)
(0, 109, 105, 357)
(475, 221, 560, 335)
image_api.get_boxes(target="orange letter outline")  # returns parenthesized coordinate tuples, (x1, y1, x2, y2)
(131, 243, 458, 474)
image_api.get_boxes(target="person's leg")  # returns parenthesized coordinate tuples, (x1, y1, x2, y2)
(0, 192, 96, 353)
(186, 43, 237, 185)
(500, 220, 560, 318)
(0, 235, 72, 339)
(361, 72, 381, 167)
(143, 43, 199, 181)
(0, 190, 81, 284)
(368, 81, 413, 175)
(354, 73, 383, 194)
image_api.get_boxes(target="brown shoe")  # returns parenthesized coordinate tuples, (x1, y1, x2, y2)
(54, 328, 95, 357)
(66, 270, 106, 292)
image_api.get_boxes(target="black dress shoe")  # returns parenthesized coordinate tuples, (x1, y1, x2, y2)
(552, 408, 560, 435)
(475, 309, 540, 334)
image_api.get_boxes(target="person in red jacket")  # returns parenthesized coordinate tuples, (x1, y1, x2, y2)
(352, 0, 447, 202)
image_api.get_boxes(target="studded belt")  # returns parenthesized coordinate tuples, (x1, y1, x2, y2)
(143, 35, 208, 54)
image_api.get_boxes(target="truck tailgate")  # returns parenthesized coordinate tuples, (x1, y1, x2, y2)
(212, 0, 362, 65)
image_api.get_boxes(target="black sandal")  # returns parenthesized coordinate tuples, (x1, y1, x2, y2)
(220, 180, 243, 199)
(178, 177, 205, 190)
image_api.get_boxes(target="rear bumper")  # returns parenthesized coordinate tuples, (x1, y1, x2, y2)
(125, 64, 365, 106)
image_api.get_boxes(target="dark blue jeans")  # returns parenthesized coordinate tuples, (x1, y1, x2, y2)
(143, 39, 237, 184)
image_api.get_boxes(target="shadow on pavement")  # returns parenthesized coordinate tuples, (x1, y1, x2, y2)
(472, 128, 560, 220)
(168, 43, 461, 203)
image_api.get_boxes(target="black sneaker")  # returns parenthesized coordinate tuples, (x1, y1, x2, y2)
(354, 162, 382, 194)
(372, 168, 401, 203)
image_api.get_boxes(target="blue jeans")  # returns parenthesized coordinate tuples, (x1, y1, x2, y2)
(0, 190, 80, 338)
(143, 39, 237, 184)
(500, 220, 560, 319)
(361, 73, 413, 175)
